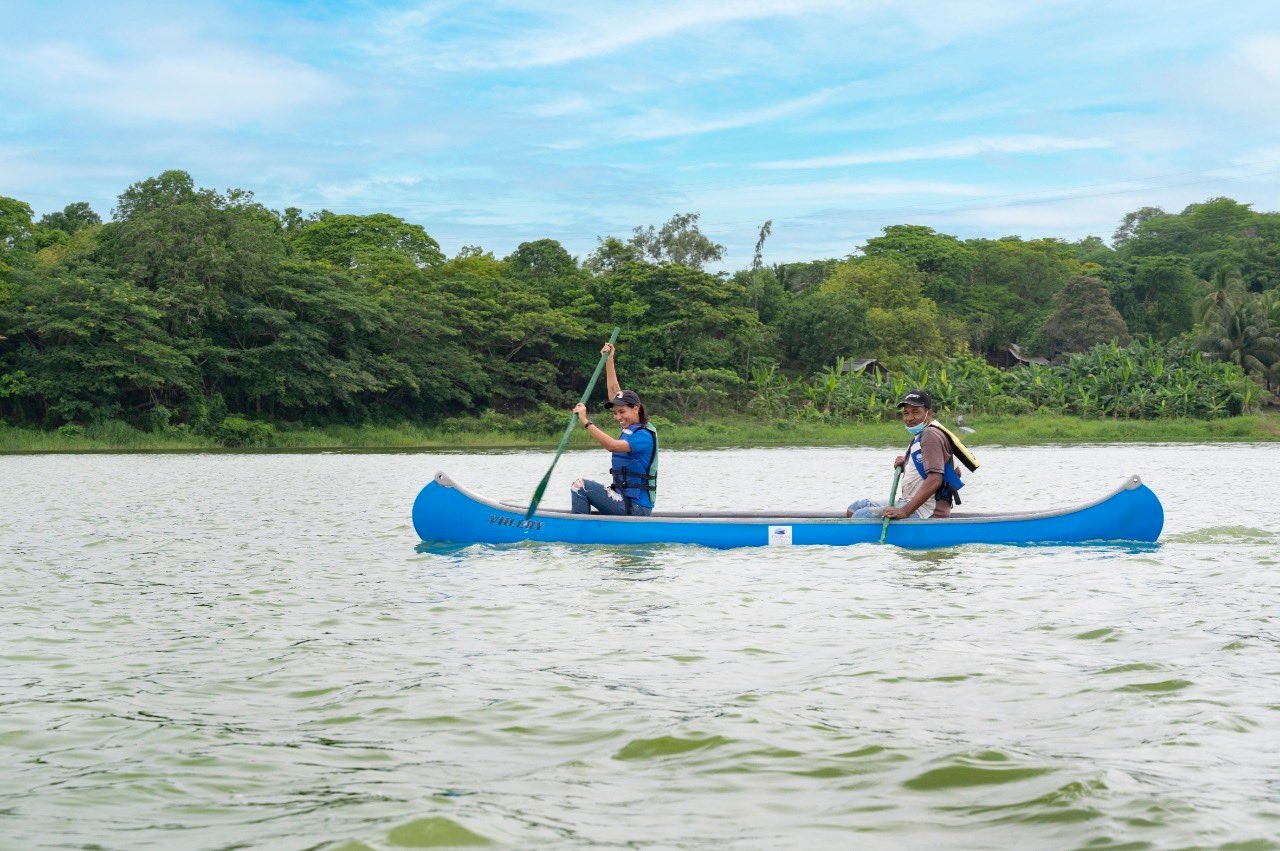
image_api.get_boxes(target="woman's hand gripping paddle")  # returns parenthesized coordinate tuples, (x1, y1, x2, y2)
(524, 327, 621, 520)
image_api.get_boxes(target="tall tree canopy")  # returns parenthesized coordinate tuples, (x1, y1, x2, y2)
(963, 237, 1082, 351)
(38, 202, 101, 236)
(95, 170, 287, 329)
(862, 224, 976, 309)
(1038, 275, 1131, 355)
(1116, 197, 1280, 286)
(593, 260, 761, 373)
(629, 212, 726, 270)
(589, 212, 727, 271)
(291, 212, 444, 282)
(821, 256, 949, 359)
(0, 196, 35, 280)
(0, 264, 197, 425)
(1108, 256, 1200, 339)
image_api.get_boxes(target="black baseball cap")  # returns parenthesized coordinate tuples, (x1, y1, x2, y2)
(896, 389, 933, 409)
(605, 389, 643, 408)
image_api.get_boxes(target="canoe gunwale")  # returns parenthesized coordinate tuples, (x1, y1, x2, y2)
(437, 471, 1147, 527)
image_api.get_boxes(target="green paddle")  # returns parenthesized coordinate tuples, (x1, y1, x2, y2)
(879, 465, 902, 544)
(524, 327, 621, 520)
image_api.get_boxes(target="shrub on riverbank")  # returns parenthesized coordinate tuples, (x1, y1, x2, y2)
(771, 340, 1261, 422)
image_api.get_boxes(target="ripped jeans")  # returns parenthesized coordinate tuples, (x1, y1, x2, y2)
(571, 478, 653, 516)
(846, 498, 888, 519)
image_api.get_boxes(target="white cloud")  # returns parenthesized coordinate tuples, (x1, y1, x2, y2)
(886, 0, 1039, 46)
(1179, 33, 1280, 123)
(756, 135, 1113, 169)
(525, 96, 594, 118)
(1236, 34, 1280, 84)
(1232, 147, 1280, 166)
(12, 38, 340, 127)
(609, 84, 857, 141)
(906, 169, 1280, 237)
(692, 178, 991, 212)
(316, 174, 435, 205)
(377, 0, 852, 70)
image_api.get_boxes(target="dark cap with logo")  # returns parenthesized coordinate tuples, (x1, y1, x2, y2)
(896, 389, 933, 409)
(605, 389, 643, 408)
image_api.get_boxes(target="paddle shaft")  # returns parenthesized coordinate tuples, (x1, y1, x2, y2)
(878, 465, 902, 544)
(524, 327, 621, 519)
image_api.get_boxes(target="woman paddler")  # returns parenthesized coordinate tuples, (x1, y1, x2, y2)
(570, 343, 658, 516)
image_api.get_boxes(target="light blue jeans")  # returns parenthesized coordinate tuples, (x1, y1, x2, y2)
(847, 498, 888, 519)
(571, 478, 653, 516)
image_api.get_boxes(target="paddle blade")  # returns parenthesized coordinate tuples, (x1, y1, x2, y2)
(525, 413, 578, 519)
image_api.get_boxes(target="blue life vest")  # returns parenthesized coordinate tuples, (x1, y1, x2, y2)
(609, 424, 658, 510)
(907, 425, 965, 505)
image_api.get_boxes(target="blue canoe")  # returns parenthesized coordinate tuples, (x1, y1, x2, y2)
(412, 472, 1164, 549)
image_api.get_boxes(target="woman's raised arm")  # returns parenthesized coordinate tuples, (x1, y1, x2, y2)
(603, 342, 621, 399)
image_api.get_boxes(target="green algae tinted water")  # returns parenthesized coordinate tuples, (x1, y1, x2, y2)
(2, 446, 1278, 849)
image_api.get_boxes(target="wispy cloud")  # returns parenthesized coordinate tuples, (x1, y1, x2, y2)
(525, 96, 595, 118)
(610, 84, 858, 142)
(756, 135, 1113, 169)
(1181, 33, 1280, 120)
(692, 179, 992, 213)
(933, 179, 1270, 235)
(376, 0, 850, 70)
(1231, 147, 1280, 168)
(1232, 33, 1280, 86)
(9, 36, 339, 127)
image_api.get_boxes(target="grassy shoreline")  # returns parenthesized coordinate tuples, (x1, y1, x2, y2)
(1, 412, 1278, 453)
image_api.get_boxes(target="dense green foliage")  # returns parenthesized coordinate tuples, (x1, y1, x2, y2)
(1038, 275, 1131, 354)
(2, 172, 1278, 446)
(759, 341, 1260, 423)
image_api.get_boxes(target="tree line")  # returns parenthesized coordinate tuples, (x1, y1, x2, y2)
(1, 170, 1277, 433)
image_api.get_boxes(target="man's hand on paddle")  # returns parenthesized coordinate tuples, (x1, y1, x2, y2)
(601, 343, 615, 357)
(893, 455, 905, 469)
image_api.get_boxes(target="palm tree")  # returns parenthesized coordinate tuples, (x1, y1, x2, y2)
(1195, 264, 1246, 325)
(1198, 293, 1279, 391)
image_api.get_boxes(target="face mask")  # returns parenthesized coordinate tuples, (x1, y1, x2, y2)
(905, 422, 926, 436)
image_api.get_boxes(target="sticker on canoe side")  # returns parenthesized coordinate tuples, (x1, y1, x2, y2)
(767, 525, 793, 546)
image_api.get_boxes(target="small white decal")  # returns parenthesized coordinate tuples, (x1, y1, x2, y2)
(767, 525, 793, 546)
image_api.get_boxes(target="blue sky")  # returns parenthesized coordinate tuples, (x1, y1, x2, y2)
(2, 0, 1278, 268)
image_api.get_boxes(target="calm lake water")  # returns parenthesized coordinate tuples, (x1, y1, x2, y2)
(2, 445, 1278, 850)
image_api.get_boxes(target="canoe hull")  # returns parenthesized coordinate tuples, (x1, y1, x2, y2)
(412, 472, 1163, 549)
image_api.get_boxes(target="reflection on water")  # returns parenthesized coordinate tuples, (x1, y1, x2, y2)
(898, 548, 965, 566)
(413, 540, 477, 556)
(593, 543, 676, 577)
(1166, 525, 1277, 544)
(1, 445, 1277, 849)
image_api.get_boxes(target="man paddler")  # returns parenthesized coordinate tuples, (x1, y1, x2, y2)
(569, 343, 658, 516)
(846, 389, 976, 520)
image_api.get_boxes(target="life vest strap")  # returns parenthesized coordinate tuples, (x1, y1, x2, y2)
(928, 420, 979, 471)
(609, 467, 658, 495)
